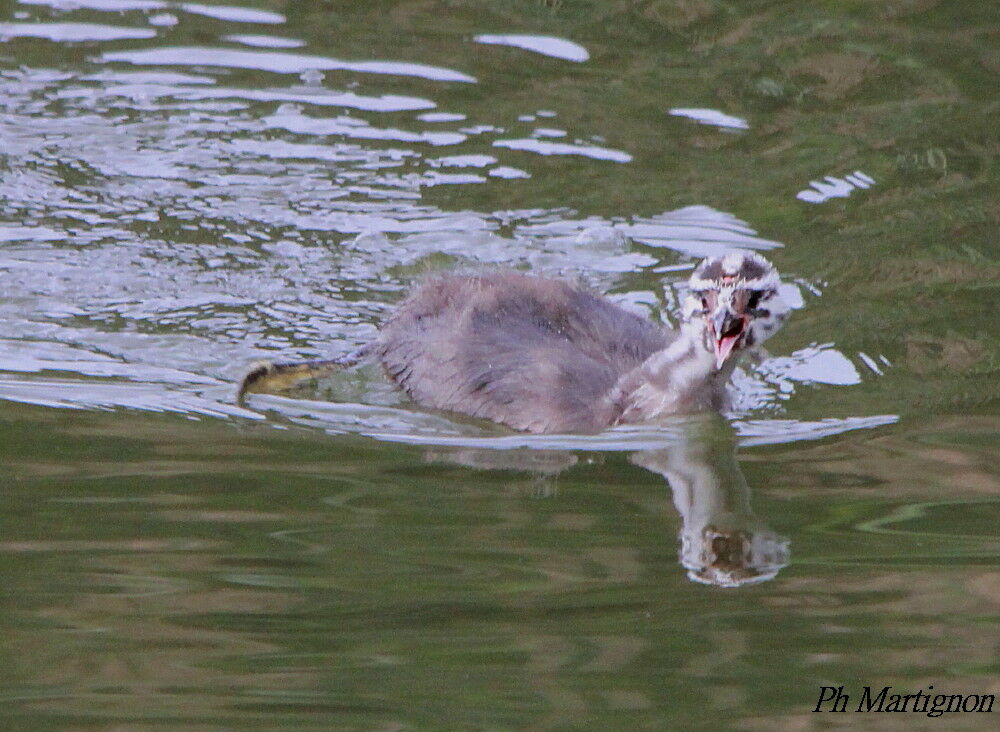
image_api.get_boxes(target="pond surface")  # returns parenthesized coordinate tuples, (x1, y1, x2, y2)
(1, 0, 997, 728)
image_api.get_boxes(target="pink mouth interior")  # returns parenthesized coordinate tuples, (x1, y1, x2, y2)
(714, 333, 740, 369)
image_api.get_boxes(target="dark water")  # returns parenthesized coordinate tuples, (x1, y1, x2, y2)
(1, 0, 997, 728)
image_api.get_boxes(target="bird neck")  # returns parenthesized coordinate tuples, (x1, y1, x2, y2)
(645, 321, 723, 391)
(612, 321, 732, 423)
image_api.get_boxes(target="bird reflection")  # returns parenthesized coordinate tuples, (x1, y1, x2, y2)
(630, 416, 789, 587)
(424, 416, 789, 588)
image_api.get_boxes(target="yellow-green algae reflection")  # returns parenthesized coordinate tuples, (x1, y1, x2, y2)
(0, 0, 997, 728)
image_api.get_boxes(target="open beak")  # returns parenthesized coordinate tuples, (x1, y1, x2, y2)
(710, 309, 747, 370)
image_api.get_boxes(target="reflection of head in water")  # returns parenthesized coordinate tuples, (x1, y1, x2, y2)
(631, 415, 789, 588)
(681, 523, 789, 588)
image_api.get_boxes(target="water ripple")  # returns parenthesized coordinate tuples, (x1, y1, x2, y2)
(101, 47, 478, 83)
(0, 21, 156, 41)
(474, 34, 590, 63)
(59, 80, 435, 113)
(19, 0, 168, 10)
(796, 170, 875, 203)
(668, 107, 749, 130)
(223, 34, 305, 49)
(493, 137, 632, 163)
(179, 2, 284, 25)
(264, 107, 467, 146)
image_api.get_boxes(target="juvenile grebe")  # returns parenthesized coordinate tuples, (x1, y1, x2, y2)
(239, 249, 789, 433)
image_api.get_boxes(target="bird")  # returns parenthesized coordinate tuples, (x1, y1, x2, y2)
(238, 249, 790, 433)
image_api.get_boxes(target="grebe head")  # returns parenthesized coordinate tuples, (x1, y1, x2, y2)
(681, 250, 789, 370)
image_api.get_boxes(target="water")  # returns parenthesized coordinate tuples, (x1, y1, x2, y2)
(1, 0, 997, 727)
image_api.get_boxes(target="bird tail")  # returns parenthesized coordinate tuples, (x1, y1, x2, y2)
(237, 345, 372, 403)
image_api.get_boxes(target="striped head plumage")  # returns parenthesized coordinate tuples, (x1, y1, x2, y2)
(681, 250, 789, 369)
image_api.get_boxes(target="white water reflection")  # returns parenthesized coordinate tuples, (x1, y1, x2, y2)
(224, 137, 414, 165)
(419, 171, 486, 186)
(858, 351, 891, 376)
(18, 0, 167, 10)
(757, 343, 862, 388)
(81, 69, 214, 84)
(489, 166, 530, 179)
(102, 47, 478, 83)
(493, 137, 632, 163)
(62, 78, 435, 112)
(19, 0, 285, 23)
(223, 34, 305, 49)
(511, 206, 783, 260)
(0, 338, 218, 385)
(474, 34, 589, 62)
(147, 12, 177, 26)
(796, 170, 875, 203)
(460, 123, 504, 135)
(0, 375, 259, 419)
(263, 107, 467, 146)
(427, 154, 497, 168)
(668, 107, 749, 130)
(0, 224, 63, 242)
(179, 2, 284, 24)
(734, 414, 899, 446)
(624, 206, 783, 257)
(0, 21, 156, 41)
(417, 111, 466, 123)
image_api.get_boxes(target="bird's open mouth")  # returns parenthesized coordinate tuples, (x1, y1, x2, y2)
(712, 318, 745, 369)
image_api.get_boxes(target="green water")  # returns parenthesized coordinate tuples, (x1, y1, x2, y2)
(0, 0, 997, 728)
